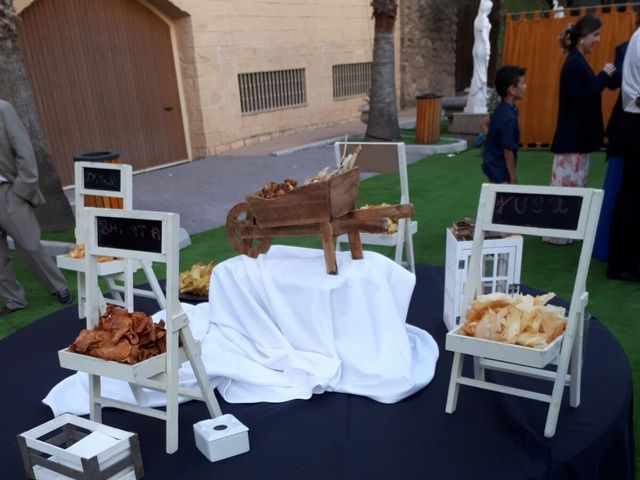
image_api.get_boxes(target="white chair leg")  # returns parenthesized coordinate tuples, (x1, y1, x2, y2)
(165, 329, 180, 454)
(141, 261, 167, 309)
(104, 276, 124, 303)
(569, 316, 583, 408)
(395, 219, 406, 266)
(181, 327, 222, 417)
(473, 356, 485, 381)
(544, 353, 572, 438)
(89, 373, 102, 423)
(78, 271, 108, 318)
(128, 384, 149, 405)
(77, 271, 86, 319)
(446, 352, 464, 413)
(405, 221, 415, 273)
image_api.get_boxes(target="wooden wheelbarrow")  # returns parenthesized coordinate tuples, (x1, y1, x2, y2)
(225, 167, 414, 274)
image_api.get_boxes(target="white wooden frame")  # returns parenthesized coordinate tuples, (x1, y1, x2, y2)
(443, 228, 523, 330)
(18, 413, 143, 479)
(58, 209, 221, 454)
(56, 161, 165, 317)
(445, 183, 603, 438)
(333, 141, 417, 272)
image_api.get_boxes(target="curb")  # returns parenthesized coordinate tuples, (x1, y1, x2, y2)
(271, 134, 361, 156)
(272, 134, 468, 157)
(405, 137, 468, 155)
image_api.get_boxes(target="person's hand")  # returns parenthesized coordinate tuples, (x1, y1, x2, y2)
(603, 63, 616, 76)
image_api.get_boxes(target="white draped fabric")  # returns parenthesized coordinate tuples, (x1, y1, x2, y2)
(44, 246, 439, 416)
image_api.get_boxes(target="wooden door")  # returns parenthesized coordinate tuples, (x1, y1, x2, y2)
(18, 0, 188, 186)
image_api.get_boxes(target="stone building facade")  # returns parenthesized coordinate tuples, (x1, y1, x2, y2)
(14, 0, 456, 183)
(399, 0, 457, 106)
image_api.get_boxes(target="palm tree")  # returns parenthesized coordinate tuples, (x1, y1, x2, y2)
(0, 0, 73, 231)
(365, 0, 401, 142)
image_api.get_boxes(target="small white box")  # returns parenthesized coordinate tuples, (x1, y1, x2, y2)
(193, 414, 250, 462)
(443, 228, 523, 330)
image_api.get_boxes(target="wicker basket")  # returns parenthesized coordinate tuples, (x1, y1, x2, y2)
(245, 167, 359, 228)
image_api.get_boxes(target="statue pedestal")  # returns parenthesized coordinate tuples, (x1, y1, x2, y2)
(448, 112, 488, 144)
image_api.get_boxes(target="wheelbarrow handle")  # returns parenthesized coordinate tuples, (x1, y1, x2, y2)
(343, 203, 414, 221)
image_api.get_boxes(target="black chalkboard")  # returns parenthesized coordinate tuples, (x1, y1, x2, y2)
(492, 192, 583, 230)
(84, 167, 121, 192)
(96, 216, 162, 253)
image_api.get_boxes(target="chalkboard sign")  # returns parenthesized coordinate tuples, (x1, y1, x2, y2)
(96, 216, 162, 253)
(84, 167, 121, 192)
(492, 192, 583, 230)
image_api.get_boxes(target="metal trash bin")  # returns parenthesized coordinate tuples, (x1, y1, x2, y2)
(415, 93, 442, 144)
(73, 151, 122, 209)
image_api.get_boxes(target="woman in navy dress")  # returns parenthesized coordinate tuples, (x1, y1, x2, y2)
(546, 14, 615, 244)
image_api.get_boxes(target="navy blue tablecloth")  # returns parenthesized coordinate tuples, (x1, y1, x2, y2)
(2, 265, 634, 479)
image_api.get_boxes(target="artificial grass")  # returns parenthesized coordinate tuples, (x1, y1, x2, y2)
(1, 147, 637, 475)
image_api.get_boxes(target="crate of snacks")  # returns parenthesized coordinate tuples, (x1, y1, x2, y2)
(58, 305, 169, 383)
(245, 166, 360, 228)
(445, 292, 566, 368)
(17, 414, 143, 480)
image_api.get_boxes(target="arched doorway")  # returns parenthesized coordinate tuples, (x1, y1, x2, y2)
(18, 0, 188, 186)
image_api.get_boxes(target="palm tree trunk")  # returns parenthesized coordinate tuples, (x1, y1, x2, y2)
(0, 0, 74, 231)
(365, 0, 401, 142)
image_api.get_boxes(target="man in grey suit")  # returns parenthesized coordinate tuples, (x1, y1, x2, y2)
(0, 99, 72, 315)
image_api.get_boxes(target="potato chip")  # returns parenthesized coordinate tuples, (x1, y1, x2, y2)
(179, 262, 215, 297)
(462, 292, 566, 348)
(66, 243, 116, 263)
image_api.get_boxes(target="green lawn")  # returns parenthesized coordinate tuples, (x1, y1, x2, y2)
(2, 146, 637, 475)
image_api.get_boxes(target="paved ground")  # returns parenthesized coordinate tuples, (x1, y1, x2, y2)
(63, 107, 465, 238)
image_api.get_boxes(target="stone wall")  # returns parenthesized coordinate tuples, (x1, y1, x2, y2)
(16, 0, 430, 158)
(168, 0, 379, 156)
(400, 0, 457, 107)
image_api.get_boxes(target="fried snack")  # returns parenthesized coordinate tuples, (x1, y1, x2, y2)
(359, 203, 397, 234)
(258, 178, 298, 199)
(66, 243, 117, 263)
(462, 292, 566, 348)
(69, 305, 166, 364)
(66, 243, 85, 259)
(179, 262, 215, 297)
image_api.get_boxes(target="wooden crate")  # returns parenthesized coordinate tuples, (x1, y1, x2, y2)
(17, 414, 143, 480)
(246, 167, 359, 228)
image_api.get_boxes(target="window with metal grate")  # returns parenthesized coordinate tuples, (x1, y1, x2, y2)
(238, 69, 307, 114)
(332, 62, 372, 100)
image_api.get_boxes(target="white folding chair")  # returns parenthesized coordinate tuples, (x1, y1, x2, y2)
(445, 183, 603, 437)
(56, 161, 166, 318)
(59, 208, 221, 454)
(333, 142, 417, 273)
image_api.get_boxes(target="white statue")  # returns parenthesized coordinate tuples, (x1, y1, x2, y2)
(464, 0, 493, 114)
(553, 1, 565, 19)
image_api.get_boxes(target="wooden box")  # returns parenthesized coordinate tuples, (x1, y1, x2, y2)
(246, 167, 359, 228)
(58, 348, 168, 383)
(17, 414, 143, 480)
(445, 325, 564, 369)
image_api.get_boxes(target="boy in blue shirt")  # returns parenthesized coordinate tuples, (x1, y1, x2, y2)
(482, 65, 526, 184)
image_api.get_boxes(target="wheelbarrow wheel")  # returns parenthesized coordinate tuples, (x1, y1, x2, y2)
(226, 202, 272, 258)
